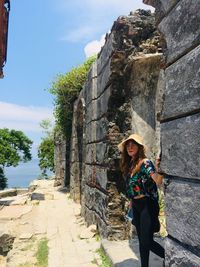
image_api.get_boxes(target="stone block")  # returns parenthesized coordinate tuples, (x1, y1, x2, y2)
(161, 45, 200, 120)
(129, 55, 161, 139)
(165, 237, 200, 267)
(85, 144, 96, 164)
(70, 136, 79, 151)
(165, 179, 200, 249)
(85, 100, 97, 124)
(84, 164, 107, 189)
(70, 162, 80, 183)
(85, 121, 97, 143)
(97, 32, 115, 74)
(84, 184, 108, 222)
(158, 0, 200, 63)
(84, 164, 94, 183)
(96, 87, 111, 119)
(161, 113, 200, 178)
(144, 0, 180, 22)
(84, 62, 97, 105)
(87, 61, 97, 79)
(83, 207, 96, 226)
(159, 0, 179, 13)
(95, 166, 107, 189)
(97, 58, 112, 98)
(96, 142, 108, 165)
(96, 117, 109, 141)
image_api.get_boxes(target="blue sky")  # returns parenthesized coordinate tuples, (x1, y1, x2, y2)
(0, 0, 153, 158)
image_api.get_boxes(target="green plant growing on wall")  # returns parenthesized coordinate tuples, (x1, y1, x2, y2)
(49, 56, 96, 138)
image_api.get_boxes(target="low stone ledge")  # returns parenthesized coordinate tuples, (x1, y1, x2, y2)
(0, 189, 17, 199)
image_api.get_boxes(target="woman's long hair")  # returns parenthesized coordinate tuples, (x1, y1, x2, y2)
(120, 141, 146, 176)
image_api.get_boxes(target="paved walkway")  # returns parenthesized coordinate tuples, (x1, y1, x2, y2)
(0, 181, 100, 267)
(0, 180, 165, 267)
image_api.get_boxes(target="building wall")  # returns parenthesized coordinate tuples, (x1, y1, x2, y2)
(144, 0, 200, 266)
(70, 10, 162, 240)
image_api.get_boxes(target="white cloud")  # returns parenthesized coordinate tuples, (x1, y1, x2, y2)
(84, 34, 106, 58)
(59, 0, 154, 43)
(0, 101, 54, 132)
(61, 26, 95, 42)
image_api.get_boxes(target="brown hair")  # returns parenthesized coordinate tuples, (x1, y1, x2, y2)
(120, 141, 146, 176)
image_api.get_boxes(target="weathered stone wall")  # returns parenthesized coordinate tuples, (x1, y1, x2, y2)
(54, 133, 66, 187)
(144, 0, 200, 266)
(70, 10, 162, 240)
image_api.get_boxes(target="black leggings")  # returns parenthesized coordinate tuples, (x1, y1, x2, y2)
(132, 197, 165, 267)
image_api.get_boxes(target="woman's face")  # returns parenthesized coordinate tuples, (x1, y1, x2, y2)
(126, 140, 139, 158)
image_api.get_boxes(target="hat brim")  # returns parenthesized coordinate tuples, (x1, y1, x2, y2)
(118, 134, 145, 152)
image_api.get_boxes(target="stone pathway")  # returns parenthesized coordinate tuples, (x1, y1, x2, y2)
(0, 181, 101, 267)
(0, 180, 165, 267)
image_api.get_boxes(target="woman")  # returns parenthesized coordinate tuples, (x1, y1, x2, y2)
(118, 133, 165, 267)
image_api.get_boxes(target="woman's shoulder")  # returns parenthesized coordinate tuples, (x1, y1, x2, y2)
(141, 158, 155, 172)
(143, 158, 153, 164)
(139, 158, 153, 165)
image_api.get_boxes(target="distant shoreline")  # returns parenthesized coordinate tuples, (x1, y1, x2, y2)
(4, 159, 53, 188)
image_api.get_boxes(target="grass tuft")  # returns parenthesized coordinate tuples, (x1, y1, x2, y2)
(96, 247, 112, 267)
(35, 238, 48, 267)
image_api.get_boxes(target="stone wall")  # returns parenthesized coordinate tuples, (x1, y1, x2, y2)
(144, 0, 200, 266)
(54, 133, 66, 187)
(70, 10, 162, 240)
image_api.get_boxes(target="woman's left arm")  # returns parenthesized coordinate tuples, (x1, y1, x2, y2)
(150, 172, 164, 186)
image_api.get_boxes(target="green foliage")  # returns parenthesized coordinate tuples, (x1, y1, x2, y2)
(0, 128, 33, 167)
(0, 128, 33, 189)
(38, 137, 54, 176)
(35, 238, 48, 267)
(0, 167, 7, 190)
(38, 120, 55, 177)
(39, 119, 54, 137)
(96, 247, 112, 267)
(158, 188, 165, 213)
(49, 56, 96, 137)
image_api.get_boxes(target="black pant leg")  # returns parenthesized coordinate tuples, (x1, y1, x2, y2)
(150, 240, 165, 258)
(132, 198, 165, 267)
(132, 198, 151, 267)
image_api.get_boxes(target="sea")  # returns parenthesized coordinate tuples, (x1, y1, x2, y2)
(4, 158, 53, 188)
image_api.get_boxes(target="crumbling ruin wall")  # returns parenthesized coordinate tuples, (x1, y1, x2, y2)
(54, 133, 66, 187)
(70, 10, 162, 240)
(144, 0, 200, 266)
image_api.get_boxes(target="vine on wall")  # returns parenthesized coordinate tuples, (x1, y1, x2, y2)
(49, 56, 96, 138)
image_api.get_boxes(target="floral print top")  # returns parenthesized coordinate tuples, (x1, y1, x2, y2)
(126, 159, 158, 201)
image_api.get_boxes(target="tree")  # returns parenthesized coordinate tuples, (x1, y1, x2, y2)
(38, 120, 55, 177)
(0, 167, 7, 190)
(0, 128, 33, 189)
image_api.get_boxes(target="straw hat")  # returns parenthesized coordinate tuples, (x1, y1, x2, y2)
(118, 134, 145, 152)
